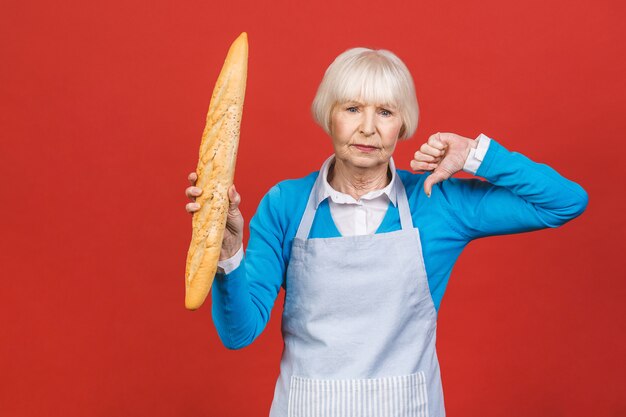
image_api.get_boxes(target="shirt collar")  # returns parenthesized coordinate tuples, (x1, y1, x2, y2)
(314, 155, 399, 208)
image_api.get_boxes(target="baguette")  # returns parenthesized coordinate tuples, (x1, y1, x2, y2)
(185, 32, 248, 310)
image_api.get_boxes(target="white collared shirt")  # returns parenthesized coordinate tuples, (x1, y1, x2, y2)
(319, 155, 398, 236)
(218, 134, 491, 273)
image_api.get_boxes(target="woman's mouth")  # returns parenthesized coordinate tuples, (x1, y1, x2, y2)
(353, 144, 378, 153)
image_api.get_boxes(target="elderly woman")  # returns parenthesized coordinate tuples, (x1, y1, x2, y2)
(185, 48, 587, 417)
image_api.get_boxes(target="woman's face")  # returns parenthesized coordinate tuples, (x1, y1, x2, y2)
(330, 100, 403, 171)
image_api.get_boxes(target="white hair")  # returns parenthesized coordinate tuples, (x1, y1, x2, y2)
(311, 48, 419, 140)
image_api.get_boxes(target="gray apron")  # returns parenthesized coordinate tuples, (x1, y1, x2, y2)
(269, 173, 445, 417)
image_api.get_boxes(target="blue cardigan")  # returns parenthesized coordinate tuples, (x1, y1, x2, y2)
(211, 139, 588, 349)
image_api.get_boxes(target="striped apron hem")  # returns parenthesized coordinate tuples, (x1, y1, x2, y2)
(287, 372, 429, 417)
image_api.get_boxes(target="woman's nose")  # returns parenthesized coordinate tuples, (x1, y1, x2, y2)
(359, 110, 376, 136)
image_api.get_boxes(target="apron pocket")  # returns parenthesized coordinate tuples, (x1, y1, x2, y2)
(287, 372, 429, 417)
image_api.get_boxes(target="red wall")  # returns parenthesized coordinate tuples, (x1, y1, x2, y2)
(1, 0, 624, 416)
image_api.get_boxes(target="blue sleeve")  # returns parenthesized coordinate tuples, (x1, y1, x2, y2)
(434, 139, 588, 240)
(211, 185, 287, 350)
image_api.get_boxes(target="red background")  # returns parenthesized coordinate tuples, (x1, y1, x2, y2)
(1, 0, 625, 416)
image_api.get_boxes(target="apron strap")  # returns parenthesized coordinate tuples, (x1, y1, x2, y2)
(295, 174, 321, 240)
(295, 168, 415, 240)
(395, 176, 415, 231)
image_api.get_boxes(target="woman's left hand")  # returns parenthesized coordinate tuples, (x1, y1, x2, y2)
(410, 132, 478, 197)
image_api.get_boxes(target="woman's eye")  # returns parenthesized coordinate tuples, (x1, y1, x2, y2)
(380, 109, 392, 117)
(346, 106, 358, 113)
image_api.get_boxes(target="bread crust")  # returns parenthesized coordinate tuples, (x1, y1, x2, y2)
(185, 33, 248, 310)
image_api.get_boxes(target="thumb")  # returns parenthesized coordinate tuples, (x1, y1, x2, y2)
(228, 184, 241, 213)
(423, 170, 449, 198)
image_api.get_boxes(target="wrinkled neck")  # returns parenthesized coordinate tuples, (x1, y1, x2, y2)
(328, 158, 390, 200)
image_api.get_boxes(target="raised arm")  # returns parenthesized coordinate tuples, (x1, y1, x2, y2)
(411, 133, 588, 240)
(209, 185, 287, 349)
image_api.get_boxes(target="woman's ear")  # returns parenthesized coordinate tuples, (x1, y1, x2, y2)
(398, 124, 406, 140)
(327, 106, 336, 136)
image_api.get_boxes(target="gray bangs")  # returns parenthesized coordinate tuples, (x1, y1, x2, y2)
(332, 58, 402, 108)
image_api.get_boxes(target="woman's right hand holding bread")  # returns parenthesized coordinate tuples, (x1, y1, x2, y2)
(186, 172, 244, 261)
